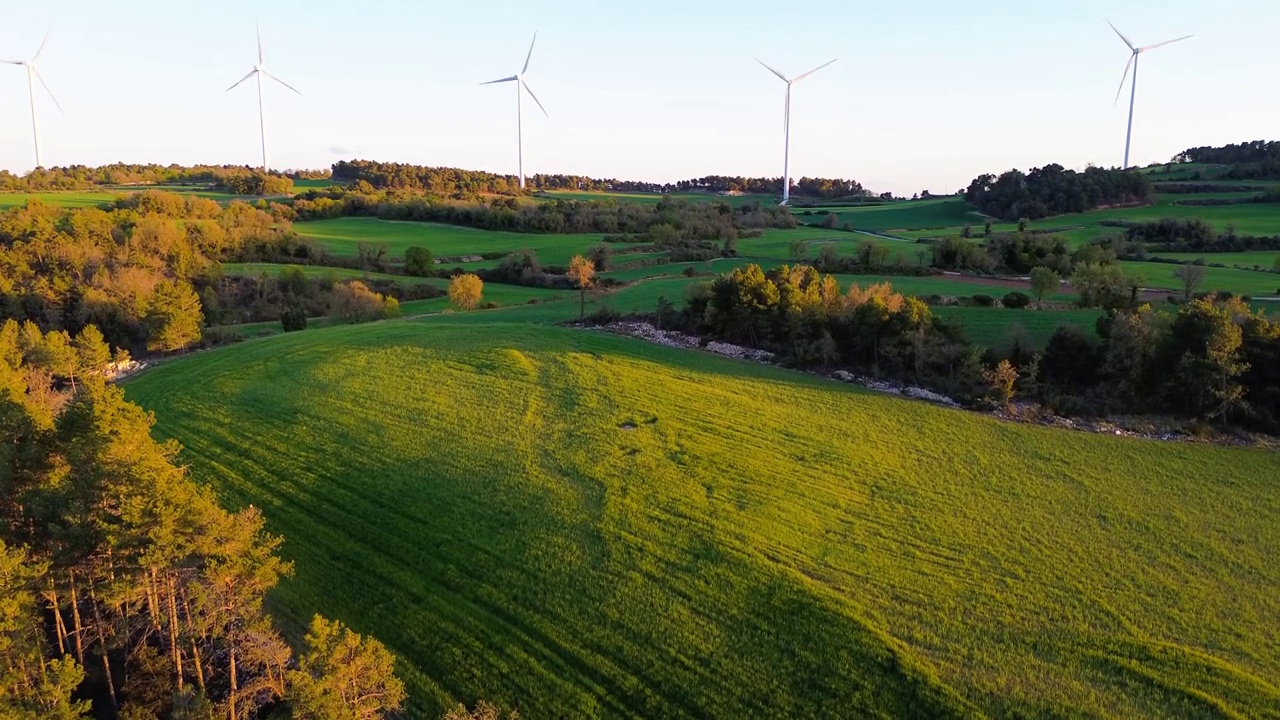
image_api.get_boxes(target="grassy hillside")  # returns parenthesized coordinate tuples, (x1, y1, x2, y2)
(126, 319, 1280, 719)
(0, 191, 118, 208)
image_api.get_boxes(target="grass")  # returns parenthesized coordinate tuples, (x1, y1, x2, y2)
(0, 191, 118, 209)
(1121, 261, 1280, 297)
(806, 198, 985, 234)
(219, 263, 439, 285)
(1147, 251, 1280, 270)
(295, 217, 609, 266)
(125, 318, 1280, 719)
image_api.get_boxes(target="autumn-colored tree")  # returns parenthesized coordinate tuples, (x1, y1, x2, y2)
(984, 359, 1019, 412)
(567, 255, 595, 322)
(288, 615, 406, 720)
(449, 273, 484, 311)
(442, 700, 520, 720)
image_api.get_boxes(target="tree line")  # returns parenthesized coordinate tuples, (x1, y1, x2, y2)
(664, 263, 1280, 432)
(0, 165, 298, 197)
(329, 160, 875, 200)
(292, 185, 797, 236)
(1, 324, 406, 719)
(964, 164, 1151, 220)
(1171, 140, 1280, 179)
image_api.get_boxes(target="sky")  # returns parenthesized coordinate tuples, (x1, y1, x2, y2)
(1, 0, 1277, 195)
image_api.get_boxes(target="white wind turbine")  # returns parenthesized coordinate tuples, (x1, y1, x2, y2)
(3, 30, 63, 169)
(757, 57, 836, 205)
(481, 33, 548, 190)
(226, 26, 301, 173)
(1108, 21, 1192, 169)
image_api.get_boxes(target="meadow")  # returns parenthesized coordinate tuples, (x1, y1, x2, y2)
(0, 191, 118, 208)
(125, 318, 1280, 719)
(295, 217, 610, 265)
(538, 190, 776, 207)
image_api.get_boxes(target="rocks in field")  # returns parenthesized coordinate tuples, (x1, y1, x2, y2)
(104, 359, 147, 380)
(827, 369, 960, 407)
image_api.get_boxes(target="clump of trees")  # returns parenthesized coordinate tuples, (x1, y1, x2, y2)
(930, 233, 1075, 275)
(1172, 140, 1280, 180)
(0, 327, 405, 719)
(964, 164, 1151, 220)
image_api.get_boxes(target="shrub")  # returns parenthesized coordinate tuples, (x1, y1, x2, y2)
(280, 307, 308, 332)
(972, 294, 996, 307)
(404, 246, 434, 276)
(1002, 291, 1031, 309)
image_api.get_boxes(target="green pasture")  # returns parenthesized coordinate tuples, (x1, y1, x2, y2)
(219, 263, 439, 285)
(1120, 261, 1280, 297)
(933, 306, 1101, 349)
(539, 190, 776, 207)
(0, 191, 118, 209)
(126, 319, 1280, 719)
(1147, 251, 1280, 270)
(295, 217, 609, 266)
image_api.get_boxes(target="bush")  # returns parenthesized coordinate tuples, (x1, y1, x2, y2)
(972, 294, 996, 307)
(280, 307, 308, 332)
(1002, 291, 1031, 309)
(404, 246, 434, 276)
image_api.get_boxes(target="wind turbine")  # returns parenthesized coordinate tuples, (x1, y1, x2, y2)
(757, 57, 836, 205)
(481, 33, 548, 190)
(226, 26, 301, 173)
(3, 30, 63, 169)
(1108, 21, 1191, 169)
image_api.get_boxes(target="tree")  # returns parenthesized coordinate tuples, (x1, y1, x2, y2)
(404, 247, 435, 277)
(788, 239, 809, 262)
(1017, 218, 1029, 232)
(145, 280, 203, 352)
(1173, 262, 1205, 302)
(332, 281, 391, 323)
(449, 274, 484, 311)
(587, 243, 613, 271)
(567, 255, 596, 322)
(961, 224, 972, 239)
(288, 615, 405, 720)
(984, 359, 1018, 412)
(1029, 267, 1060, 308)
(983, 219, 993, 236)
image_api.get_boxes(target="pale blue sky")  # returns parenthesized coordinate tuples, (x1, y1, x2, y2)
(2, 0, 1276, 194)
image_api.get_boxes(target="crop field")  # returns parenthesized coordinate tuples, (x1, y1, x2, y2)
(295, 217, 609, 265)
(125, 319, 1280, 719)
(0, 191, 118, 208)
(932, 306, 1101, 348)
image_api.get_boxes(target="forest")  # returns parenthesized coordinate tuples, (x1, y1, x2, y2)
(0, 324, 406, 719)
(1172, 140, 1280, 179)
(964, 164, 1151, 220)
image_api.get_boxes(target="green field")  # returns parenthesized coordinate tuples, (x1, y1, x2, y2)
(1149, 251, 1280, 270)
(804, 198, 986, 234)
(1121, 261, 1280, 297)
(933, 306, 1102, 348)
(296, 217, 610, 266)
(219, 262, 439, 285)
(125, 318, 1280, 719)
(0, 191, 118, 209)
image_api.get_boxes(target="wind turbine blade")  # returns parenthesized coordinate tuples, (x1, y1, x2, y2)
(1141, 35, 1193, 52)
(263, 69, 302, 96)
(257, 24, 264, 65)
(1106, 20, 1136, 51)
(31, 67, 63, 113)
(226, 69, 258, 92)
(1, 60, 24, 65)
(521, 79, 548, 118)
(33, 29, 52, 61)
(756, 58, 789, 83)
(1113, 54, 1134, 105)
(792, 58, 836, 83)
(522, 32, 537, 75)
(481, 75, 518, 85)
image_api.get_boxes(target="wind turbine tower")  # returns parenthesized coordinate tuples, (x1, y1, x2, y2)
(1108, 21, 1192, 169)
(3, 30, 63, 169)
(757, 57, 836, 205)
(226, 26, 302, 173)
(481, 33, 549, 190)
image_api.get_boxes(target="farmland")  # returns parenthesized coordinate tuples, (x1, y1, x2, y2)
(125, 318, 1280, 719)
(0, 190, 118, 208)
(296, 217, 610, 265)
